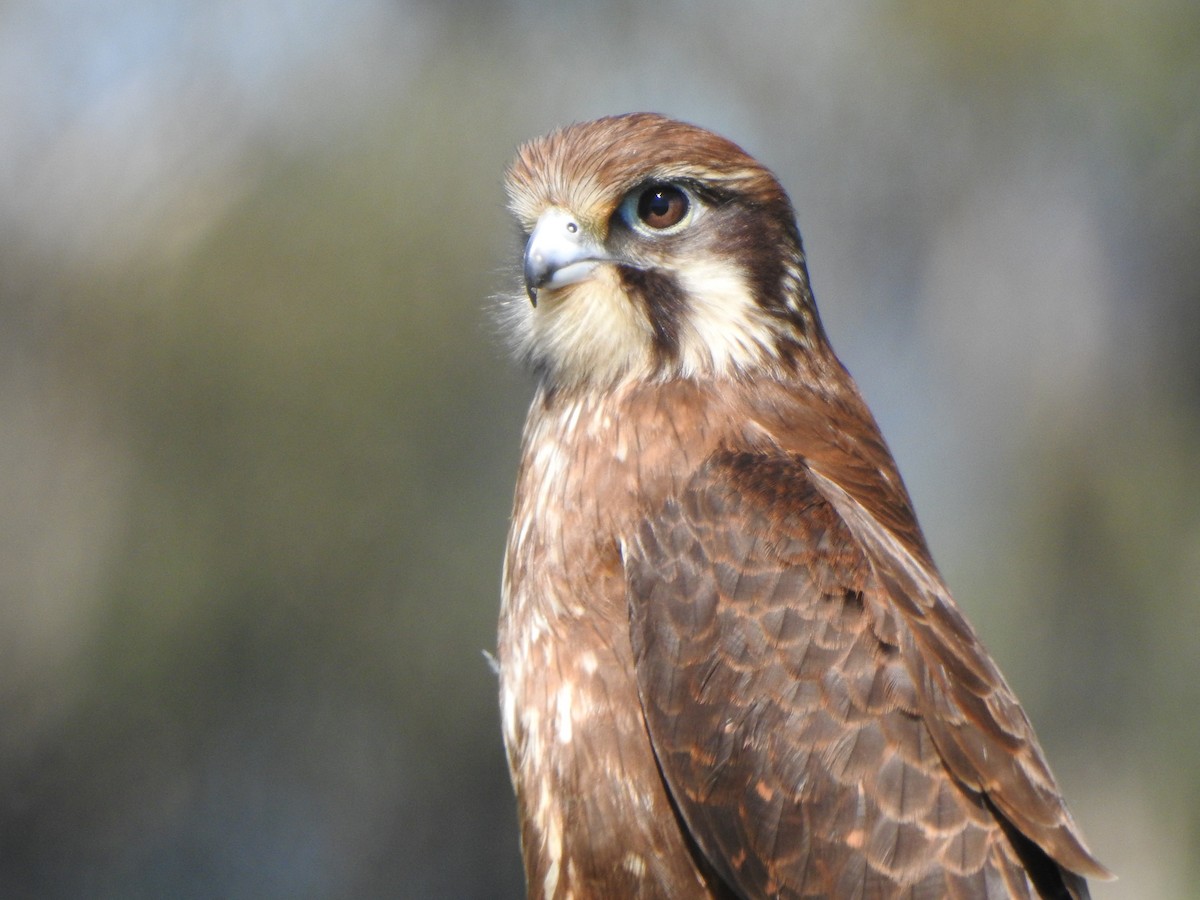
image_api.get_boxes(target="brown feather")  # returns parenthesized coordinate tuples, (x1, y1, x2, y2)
(497, 113, 1108, 899)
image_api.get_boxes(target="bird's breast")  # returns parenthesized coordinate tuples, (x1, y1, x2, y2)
(497, 383, 726, 898)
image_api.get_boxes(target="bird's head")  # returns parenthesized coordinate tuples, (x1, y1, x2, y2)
(502, 113, 824, 389)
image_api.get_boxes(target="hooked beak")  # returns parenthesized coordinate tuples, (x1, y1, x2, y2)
(522, 208, 609, 306)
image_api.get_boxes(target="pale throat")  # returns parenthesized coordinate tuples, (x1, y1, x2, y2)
(521, 256, 794, 390)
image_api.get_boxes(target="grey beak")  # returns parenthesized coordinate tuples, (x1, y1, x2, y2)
(522, 208, 608, 306)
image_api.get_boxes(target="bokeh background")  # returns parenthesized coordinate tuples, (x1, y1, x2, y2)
(2, 1, 1197, 896)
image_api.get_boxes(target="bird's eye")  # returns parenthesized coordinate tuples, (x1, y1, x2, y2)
(619, 183, 695, 236)
(636, 184, 689, 229)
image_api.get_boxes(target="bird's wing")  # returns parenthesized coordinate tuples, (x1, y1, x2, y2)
(624, 448, 1108, 898)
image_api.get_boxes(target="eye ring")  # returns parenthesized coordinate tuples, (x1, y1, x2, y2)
(620, 182, 696, 235)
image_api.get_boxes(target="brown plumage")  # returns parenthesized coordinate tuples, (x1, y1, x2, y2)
(496, 113, 1109, 899)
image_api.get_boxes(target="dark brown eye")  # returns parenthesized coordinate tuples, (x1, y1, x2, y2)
(636, 184, 689, 230)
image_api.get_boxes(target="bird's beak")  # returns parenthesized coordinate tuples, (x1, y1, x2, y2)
(523, 208, 609, 307)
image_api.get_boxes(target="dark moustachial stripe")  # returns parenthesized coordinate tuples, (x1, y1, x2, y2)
(739, 204, 801, 315)
(617, 265, 688, 363)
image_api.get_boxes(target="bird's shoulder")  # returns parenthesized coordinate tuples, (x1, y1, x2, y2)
(623, 419, 1108, 892)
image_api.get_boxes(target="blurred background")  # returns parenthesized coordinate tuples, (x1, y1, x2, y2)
(1, 0, 1197, 896)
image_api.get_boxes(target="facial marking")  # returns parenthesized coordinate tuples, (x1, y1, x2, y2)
(616, 265, 687, 362)
(675, 256, 781, 376)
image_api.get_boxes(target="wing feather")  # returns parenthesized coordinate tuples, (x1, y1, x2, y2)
(626, 449, 1108, 898)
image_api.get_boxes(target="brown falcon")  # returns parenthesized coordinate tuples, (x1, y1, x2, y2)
(496, 113, 1109, 899)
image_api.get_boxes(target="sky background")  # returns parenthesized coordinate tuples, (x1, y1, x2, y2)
(1, 1, 1198, 896)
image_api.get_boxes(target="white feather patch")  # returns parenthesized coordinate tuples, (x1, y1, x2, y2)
(501, 265, 657, 388)
(500, 252, 789, 388)
(554, 682, 574, 745)
(676, 257, 780, 376)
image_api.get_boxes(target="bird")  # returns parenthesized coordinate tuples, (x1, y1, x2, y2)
(495, 112, 1110, 899)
